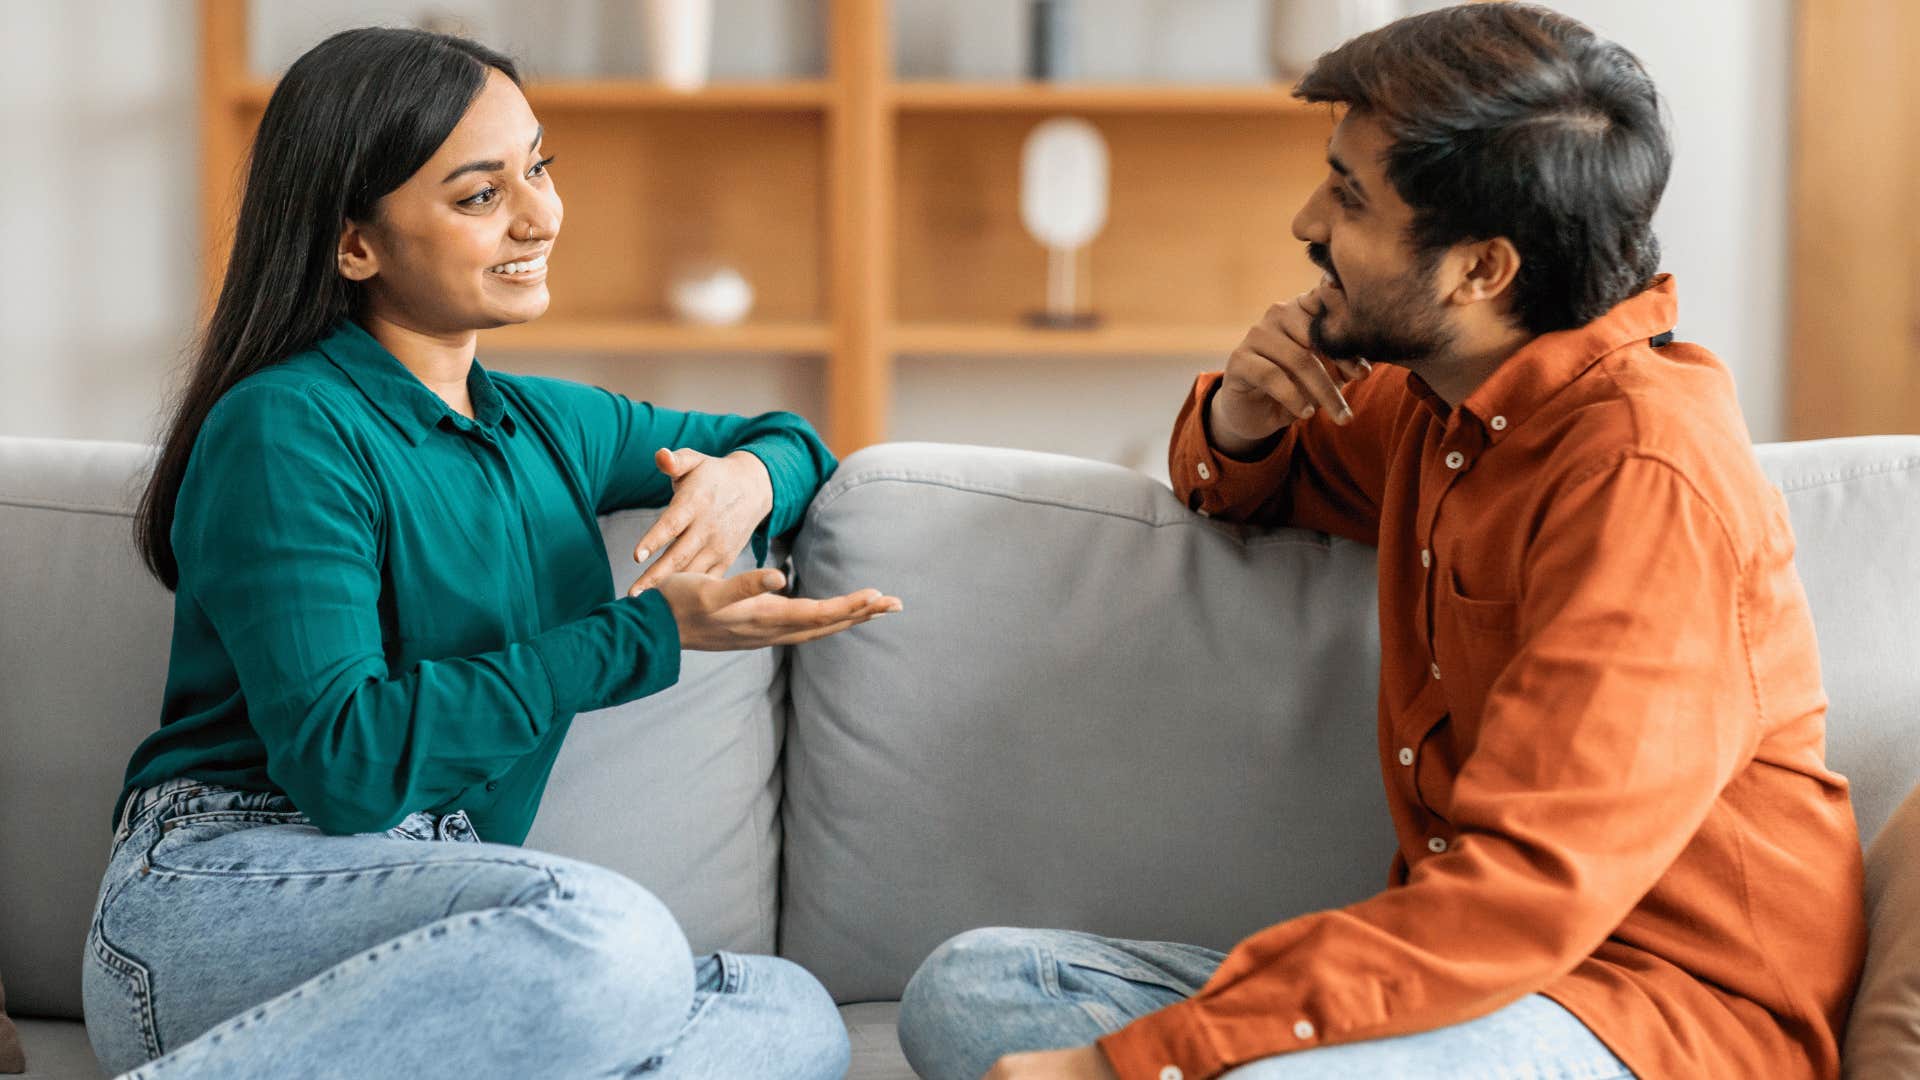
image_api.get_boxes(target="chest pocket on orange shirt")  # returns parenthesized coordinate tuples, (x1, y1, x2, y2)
(1431, 572, 1522, 748)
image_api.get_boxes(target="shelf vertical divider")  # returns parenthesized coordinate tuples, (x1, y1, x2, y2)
(825, 0, 893, 454)
(199, 0, 249, 318)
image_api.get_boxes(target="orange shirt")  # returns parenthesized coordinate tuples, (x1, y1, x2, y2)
(1098, 277, 1865, 1080)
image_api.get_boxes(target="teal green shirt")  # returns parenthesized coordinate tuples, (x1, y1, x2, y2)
(117, 317, 835, 844)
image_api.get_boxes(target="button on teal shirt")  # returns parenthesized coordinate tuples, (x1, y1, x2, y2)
(117, 317, 835, 844)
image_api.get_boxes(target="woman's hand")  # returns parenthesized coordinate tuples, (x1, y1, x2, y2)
(653, 568, 902, 651)
(628, 448, 774, 596)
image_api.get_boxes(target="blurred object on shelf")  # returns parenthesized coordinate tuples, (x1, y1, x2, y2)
(414, 8, 486, 41)
(645, 0, 715, 90)
(1027, 0, 1075, 81)
(1019, 116, 1109, 329)
(669, 263, 756, 326)
(1267, 0, 1401, 81)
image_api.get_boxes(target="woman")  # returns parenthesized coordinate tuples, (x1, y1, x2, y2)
(84, 28, 897, 1079)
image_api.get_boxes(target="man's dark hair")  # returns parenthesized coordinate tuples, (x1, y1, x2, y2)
(1296, 2, 1671, 335)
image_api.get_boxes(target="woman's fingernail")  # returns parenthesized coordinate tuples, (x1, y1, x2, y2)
(635, 549, 650, 562)
(1302, 405, 1316, 418)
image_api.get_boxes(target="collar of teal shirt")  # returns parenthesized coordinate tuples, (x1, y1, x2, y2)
(315, 316, 518, 446)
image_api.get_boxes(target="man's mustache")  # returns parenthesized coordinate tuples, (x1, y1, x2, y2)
(1306, 243, 1337, 280)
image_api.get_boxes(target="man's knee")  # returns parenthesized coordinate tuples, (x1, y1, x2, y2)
(899, 927, 1050, 1077)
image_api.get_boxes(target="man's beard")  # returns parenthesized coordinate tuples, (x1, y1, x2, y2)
(1306, 245, 1455, 365)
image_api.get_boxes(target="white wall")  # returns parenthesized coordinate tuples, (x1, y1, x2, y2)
(0, 0, 1789, 462)
(0, 0, 200, 447)
(1412, 0, 1792, 443)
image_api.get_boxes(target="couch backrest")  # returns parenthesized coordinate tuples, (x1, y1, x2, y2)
(779, 437, 1920, 1004)
(0, 436, 783, 1020)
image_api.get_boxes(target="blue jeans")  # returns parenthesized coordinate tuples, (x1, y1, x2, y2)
(898, 927, 1635, 1080)
(82, 778, 849, 1079)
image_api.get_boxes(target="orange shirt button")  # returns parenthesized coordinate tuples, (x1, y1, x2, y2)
(1159, 1067, 1184, 1080)
(1445, 451, 1465, 469)
(1428, 836, 1449, 853)
(1196, 462, 1212, 481)
(1293, 1019, 1317, 1041)
(1398, 747, 1415, 766)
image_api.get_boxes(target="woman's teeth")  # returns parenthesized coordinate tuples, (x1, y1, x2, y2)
(487, 254, 547, 275)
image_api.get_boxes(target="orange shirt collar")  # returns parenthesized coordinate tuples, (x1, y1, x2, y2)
(1411, 274, 1679, 442)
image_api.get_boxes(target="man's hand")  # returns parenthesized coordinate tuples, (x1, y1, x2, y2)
(629, 448, 774, 595)
(1209, 291, 1370, 459)
(982, 1046, 1122, 1080)
(653, 568, 901, 651)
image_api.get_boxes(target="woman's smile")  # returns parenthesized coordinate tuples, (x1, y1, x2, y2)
(484, 251, 549, 284)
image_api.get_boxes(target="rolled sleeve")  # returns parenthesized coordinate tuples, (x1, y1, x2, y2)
(1168, 370, 1395, 544)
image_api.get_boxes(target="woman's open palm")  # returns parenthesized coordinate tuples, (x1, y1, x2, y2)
(653, 569, 902, 650)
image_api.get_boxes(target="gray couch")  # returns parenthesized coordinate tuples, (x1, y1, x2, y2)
(2, 433, 1918, 1079)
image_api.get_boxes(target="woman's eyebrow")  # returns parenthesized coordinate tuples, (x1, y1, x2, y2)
(441, 125, 544, 185)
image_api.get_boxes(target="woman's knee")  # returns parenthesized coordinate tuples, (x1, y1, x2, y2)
(745, 955, 850, 1078)
(531, 861, 694, 1020)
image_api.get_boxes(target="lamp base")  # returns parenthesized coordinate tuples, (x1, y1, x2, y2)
(1023, 310, 1103, 330)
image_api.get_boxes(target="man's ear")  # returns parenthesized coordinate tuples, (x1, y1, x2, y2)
(1450, 236, 1521, 308)
(336, 219, 380, 283)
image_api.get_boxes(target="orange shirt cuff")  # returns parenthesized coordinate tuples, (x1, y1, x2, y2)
(1096, 1000, 1230, 1080)
(1170, 371, 1295, 519)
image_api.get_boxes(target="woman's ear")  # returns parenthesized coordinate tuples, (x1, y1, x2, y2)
(1451, 236, 1521, 307)
(336, 219, 380, 283)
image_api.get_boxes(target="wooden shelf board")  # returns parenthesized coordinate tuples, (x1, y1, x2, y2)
(234, 79, 833, 111)
(479, 320, 831, 353)
(891, 81, 1321, 114)
(893, 322, 1242, 356)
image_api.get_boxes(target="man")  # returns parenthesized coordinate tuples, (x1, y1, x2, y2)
(895, 5, 1865, 1079)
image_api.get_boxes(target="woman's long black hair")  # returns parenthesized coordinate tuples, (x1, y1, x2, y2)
(135, 28, 520, 591)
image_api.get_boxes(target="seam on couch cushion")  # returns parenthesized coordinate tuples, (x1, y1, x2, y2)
(1773, 457, 1920, 494)
(0, 496, 135, 518)
(806, 470, 1336, 551)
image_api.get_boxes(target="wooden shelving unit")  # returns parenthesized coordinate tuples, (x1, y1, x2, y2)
(891, 81, 1320, 114)
(198, 0, 1333, 454)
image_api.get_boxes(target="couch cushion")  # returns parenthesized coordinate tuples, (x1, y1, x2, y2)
(8, 1020, 102, 1080)
(0, 436, 783, 1019)
(1754, 437, 1920, 844)
(843, 1002, 913, 1080)
(781, 437, 1920, 1005)
(0, 438, 172, 1021)
(781, 443, 1393, 1003)
(522, 507, 787, 958)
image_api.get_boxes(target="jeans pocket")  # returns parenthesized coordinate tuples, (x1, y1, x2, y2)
(82, 908, 161, 1068)
(144, 809, 312, 873)
(382, 811, 439, 842)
